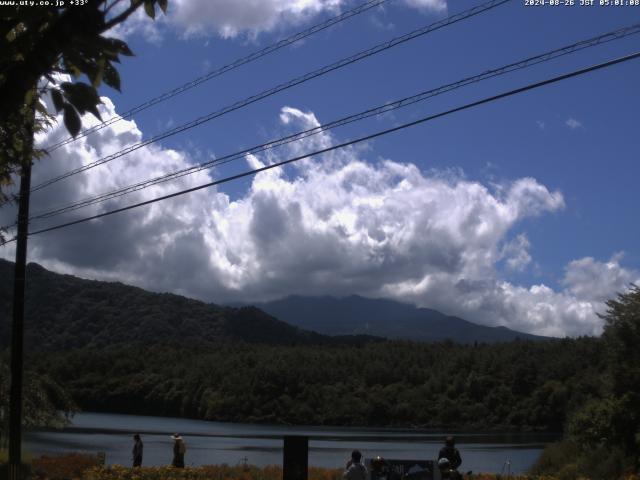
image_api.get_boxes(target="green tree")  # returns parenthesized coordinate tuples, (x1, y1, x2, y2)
(600, 284, 640, 459)
(535, 286, 640, 478)
(567, 397, 620, 448)
(0, 2, 170, 469)
(0, 353, 77, 449)
(0, 0, 168, 212)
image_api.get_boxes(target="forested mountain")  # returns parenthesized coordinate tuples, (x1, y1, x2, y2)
(252, 295, 548, 343)
(0, 260, 376, 350)
(1, 260, 543, 350)
(0, 259, 611, 434)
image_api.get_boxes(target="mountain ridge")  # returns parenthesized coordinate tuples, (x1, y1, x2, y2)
(0, 259, 549, 349)
(0, 259, 378, 350)
(251, 294, 550, 343)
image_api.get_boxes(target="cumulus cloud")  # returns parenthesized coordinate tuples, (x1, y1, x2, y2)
(403, 0, 447, 12)
(565, 118, 582, 129)
(563, 253, 639, 303)
(169, 0, 342, 39)
(501, 234, 532, 272)
(109, 0, 448, 41)
(108, 7, 166, 44)
(1, 96, 636, 337)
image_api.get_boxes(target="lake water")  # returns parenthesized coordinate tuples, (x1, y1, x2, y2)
(25, 412, 556, 475)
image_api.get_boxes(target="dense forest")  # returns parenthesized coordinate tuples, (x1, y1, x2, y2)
(24, 338, 603, 431)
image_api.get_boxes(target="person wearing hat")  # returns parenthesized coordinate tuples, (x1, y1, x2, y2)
(343, 450, 367, 480)
(132, 434, 143, 467)
(438, 436, 461, 470)
(171, 434, 186, 468)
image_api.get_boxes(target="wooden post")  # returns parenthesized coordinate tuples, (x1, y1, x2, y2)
(283, 436, 308, 480)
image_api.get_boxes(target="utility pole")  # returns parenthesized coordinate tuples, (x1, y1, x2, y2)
(8, 96, 35, 480)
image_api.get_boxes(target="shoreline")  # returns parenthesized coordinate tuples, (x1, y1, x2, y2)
(35, 410, 562, 437)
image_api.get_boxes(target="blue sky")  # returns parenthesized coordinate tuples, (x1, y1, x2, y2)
(2, 0, 639, 336)
(115, 0, 640, 284)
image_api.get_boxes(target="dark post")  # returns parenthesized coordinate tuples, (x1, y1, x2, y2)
(283, 436, 308, 480)
(8, 99, 35, 480)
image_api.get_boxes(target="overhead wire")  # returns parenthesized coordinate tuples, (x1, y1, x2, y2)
(44, 0, 392, 152)
(2, 49, 636, 244)
(23, 22, 640, 223)
(30, 0, 512, 192)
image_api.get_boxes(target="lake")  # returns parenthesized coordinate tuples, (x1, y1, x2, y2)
(26, 412, 557, 475)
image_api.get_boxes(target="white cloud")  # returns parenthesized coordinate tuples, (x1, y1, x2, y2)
(403, 0, 447, 12)
(169, 0, 342, 39)
(562, 253, 639, 303)
(109, 7, 166, 44)
(109, 0, 448, 41)
(502, 234, 532, 272)
(565, 118, 582, 129)
(1, 97, 637, 338)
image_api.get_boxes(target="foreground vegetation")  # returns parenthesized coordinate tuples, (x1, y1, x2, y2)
(4, 453, 637, 480)
(76, 465, 640, 480)
(3, 453, 637, 480)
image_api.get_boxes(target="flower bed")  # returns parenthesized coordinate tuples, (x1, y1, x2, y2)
(32, 453, 102, 479)
(82, 465, 343, 480)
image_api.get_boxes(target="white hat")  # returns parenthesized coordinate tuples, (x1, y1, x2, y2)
(171, 433, 183, 440)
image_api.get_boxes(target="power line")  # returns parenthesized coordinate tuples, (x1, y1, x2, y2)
(5, 50, 636, 243)
(44, 0, 391, 152)
(30, 0, 511, 192)
(24, 23, 640, 222)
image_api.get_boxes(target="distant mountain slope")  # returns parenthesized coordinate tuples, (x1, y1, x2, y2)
(253, 295, 549, 343)
(0, 260, 376, 350)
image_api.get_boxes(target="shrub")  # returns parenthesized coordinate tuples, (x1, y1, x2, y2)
(529, 439, 581, 476)
(529, 439, 637, 480)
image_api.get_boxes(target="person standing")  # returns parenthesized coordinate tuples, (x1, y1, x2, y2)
(438, 436, 462, 470)
(343, 450, 367, 480)
(132, 434, 143, 467)
(171, 433, 186, 468)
